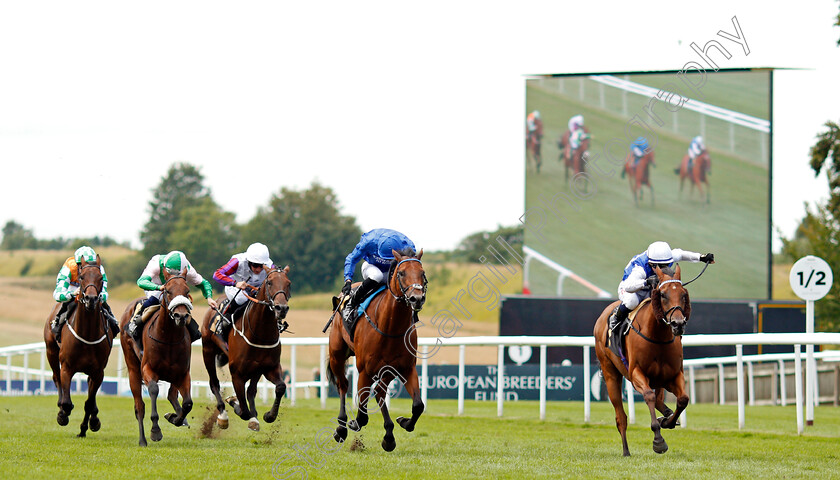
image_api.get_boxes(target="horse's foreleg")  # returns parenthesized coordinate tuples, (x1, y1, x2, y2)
(262, 365, 287, 424)
(56, 367, 74, 427)
(79, 370, 104, 437)
(227, 374, 250, 422)
(660, 374, 689, 430)
(396, 368, 424, 433)
(706, 181, 711, 204)
(654, 388, 673, 419)
(147, 379, 163, 442)
(375, 385, 397, 452)
(245, 375, 260, 431)
(649, 185, 655, 207)
(349, 373, 374, 432)
(631, 372, 667, 454)
(166, 375, 192, 428)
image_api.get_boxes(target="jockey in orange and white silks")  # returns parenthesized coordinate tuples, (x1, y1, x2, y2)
(51, 246, 119, 339)
(609, 242, 714, 333)
(526, 110, 543, 142)
(211, 242, 275, 335)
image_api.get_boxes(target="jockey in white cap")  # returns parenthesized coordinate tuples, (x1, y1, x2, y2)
(211, 242, 276, 338)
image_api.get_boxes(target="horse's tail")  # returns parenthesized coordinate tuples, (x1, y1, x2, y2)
(325, 357, 340, 388)
(216, 352, 229, 368)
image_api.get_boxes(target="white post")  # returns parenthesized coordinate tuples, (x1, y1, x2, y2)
(40, 349, 46, 393)
(736, 345, 745, 429)
(718, 363, 726, 405)
(23, 352, 29, 394)
(539, 345, 547, 420)
(747, 361, 755, 406)
(778, 359, 787, 406)
(351, 357, 358, 408)
(583, 345, 590, 423)
(320, 345, 327, 409)
(626, 378, 635, 425)
(290, 345, 297, 406)
(795, 345, 804, 434)
(421, 348, 428, 405)
(458, 345, 465, 415)
(5, 355, 11, 394)
(688, 365, 696, 405)
(497, 345, 504, 417)
(806, 299, 815, 425)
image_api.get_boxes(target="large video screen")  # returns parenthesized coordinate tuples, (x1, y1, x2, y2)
(523, 69, 771, 300)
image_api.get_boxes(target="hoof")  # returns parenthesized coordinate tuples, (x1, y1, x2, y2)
(382, 437, 396, 452)
(139, 439, 147, 447)
(248, 417, 260, 431)
(89, 417, 101, 432)
(57, 413, 69, 427)
(263, 411, 277, 424)
(334, 428, 347, 443)
(396, 416, 414, 432)
(348, 419, 361, 432)
(217, 410, 229, 430)
(150, 426, 162, 442)
(164, 412, 184, 427)
(653, 438, 668, 454)
(77, 431, 86, 438)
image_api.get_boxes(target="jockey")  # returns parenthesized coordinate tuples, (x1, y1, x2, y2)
(526, 110, 543, 143)
(51, 246, 119, 339)
(608, 241, 714, 334)
(568, 114, 584, 134)
(687, 135, 706, 169)
(630, 136, 649, 165)
(341, 228, 416, 321)
(125, 250, 218, 343)
(212, 242, 275, 338)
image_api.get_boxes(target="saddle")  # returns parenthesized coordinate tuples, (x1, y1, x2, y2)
(606, 299, 651, 369)
(334, 284, 387, 342)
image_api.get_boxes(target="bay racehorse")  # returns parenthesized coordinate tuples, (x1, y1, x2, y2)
(120, 269, 194, 446)
(44, 255, 113, 437)
(327, 249, 427, 451)
(676, 150, 712, 203)
(201, 266, 291, 432)
(561, 128, 591, 183)
(593, 265, 691, 456)
(527, 130, 543, 173)
(624, 150, 656, 207)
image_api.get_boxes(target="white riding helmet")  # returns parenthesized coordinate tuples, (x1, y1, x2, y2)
(245, 242, 272, 266)
(694, 136, 705, 149)
(568, 114, 584, 131)
(646, 241, 674, 265)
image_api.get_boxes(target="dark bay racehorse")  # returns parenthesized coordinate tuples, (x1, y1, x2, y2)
(327, 249, 427, 451)
(624, 150, 656, 207)
(44, 256, 113, 437)
(201, 266, 291, 432)
(593, 265, 691, 456)
(527, 130, 543, 173)
(676, 151, 712, 203)
(560, 128, 591, 181)
(120, 270, 194, 446)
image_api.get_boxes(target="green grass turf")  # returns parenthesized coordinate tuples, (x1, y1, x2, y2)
(2, 396, 839, 479)
(523, 78, 770, 300)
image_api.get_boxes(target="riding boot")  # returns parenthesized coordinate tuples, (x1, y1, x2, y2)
(343, 279, 380, 321)
(187, 318, 201, 343)
(102, 302, 120, 337)
(52, 301, 72, 340)
(608, 304, 631, 334)
(125, 304, 145, 343)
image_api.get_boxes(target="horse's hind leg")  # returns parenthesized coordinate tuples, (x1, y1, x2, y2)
(396, 367, 424, 433)
(262, 364, 287, 424)
(602, 368, 631, 457)
(329, 359, 350, 443)
(78, 370, 104, 437)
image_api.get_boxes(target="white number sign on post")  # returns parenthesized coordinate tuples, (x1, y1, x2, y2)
(789, 255, 833, 427)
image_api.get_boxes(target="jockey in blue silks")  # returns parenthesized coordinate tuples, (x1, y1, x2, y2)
(608, 241, 714, 334)
(630, 136, 649, 166)
(341, 228, 416, 320)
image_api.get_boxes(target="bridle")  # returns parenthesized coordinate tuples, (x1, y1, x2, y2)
(78, 263, 103, 310)
(160, 275, 193, 322)
(656, 279, 687, 327)
(387, 258, 427, 309)
(242, 268, 291, 315)
(236, 268, 291, 341)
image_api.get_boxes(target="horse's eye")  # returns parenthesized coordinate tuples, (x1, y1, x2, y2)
(398, 271, 405, 277)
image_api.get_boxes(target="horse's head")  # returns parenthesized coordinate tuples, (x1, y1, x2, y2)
(650, 264, 691, 336)
(78, 256, 103, 312)
(259, 265, 291, 321)
(161, 268, 193, 327)
(389, 249, 427, 312)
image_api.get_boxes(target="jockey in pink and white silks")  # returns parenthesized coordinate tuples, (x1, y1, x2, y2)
(125, 250, 218, 343)
(212, 242, 275, 336)
(608, 242, 714, 334)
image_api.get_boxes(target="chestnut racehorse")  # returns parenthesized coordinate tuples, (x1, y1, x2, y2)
(527, 130, 543, 173)
(624, 150, 656, 207)
(594, 265, 691, 457)
(44, 256, 113, 437)
(327, 249, 427, 451)
(201, 266, 291, 432)
(120, 270, 194, 446)
(676, 151, 712, 203)
(560, 128, 591, 181)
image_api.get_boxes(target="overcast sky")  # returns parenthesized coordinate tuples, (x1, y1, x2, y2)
(1, 1, 837, 253)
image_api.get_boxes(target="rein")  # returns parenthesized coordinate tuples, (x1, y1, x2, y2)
(147, 275, 192, 345)
(682, 262, 709, 286)
(232, 269, 288, 348)
(388, 258, 427, 306)
(64, 264, 108, 344)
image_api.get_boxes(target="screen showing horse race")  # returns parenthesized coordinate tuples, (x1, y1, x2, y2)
(523, 69, 771, 300)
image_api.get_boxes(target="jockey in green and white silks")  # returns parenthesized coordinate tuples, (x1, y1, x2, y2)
(51, 246, 119, 340)
(608, 242, 714, 334)
(125, 250, 218, 343)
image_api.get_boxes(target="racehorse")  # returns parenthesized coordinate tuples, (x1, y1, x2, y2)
(527, 131, 543, 173)
(561, 129, 591, 182)
(676, 151, 712, 203)
(44, 256, 113, 437)
(201, 266, 291, 432)
(120, 269, 194, 446)
(327, 249, 427, 451)
(593, 265, 691, 457)
(624, 150, 656, 207)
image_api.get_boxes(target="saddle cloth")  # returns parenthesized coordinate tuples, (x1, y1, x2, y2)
(336, 285, 386, 342)
(606, 298, 651, 368)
